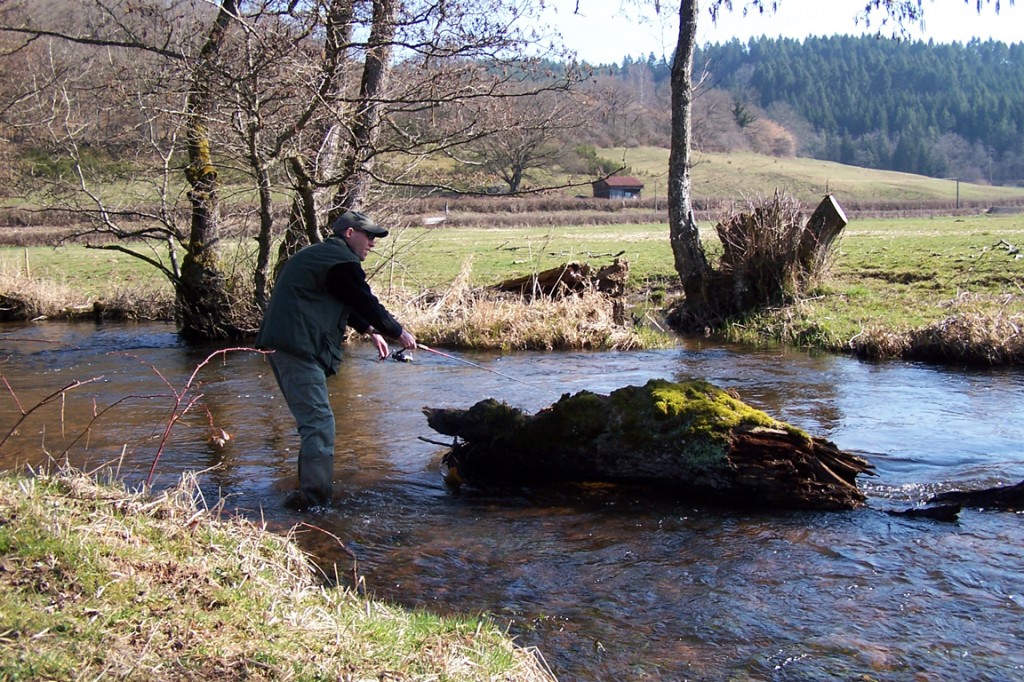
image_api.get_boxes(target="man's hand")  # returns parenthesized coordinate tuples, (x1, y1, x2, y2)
(370, 333, 390, 360)
(398, 329, 417, 350)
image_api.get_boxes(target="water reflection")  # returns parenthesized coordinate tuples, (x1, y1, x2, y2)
(2, 322, 1023, 681)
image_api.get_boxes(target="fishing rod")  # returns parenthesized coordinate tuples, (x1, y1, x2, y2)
(415, 343, 541, 389)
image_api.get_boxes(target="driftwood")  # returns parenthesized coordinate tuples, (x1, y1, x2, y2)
(887, 504, 962, 522)
(928, 479, 1024, 510)
(491, 257, 630, 299)
(424, 379, 875, 511)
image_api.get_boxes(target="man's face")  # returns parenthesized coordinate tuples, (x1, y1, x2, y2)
(344, 228, 377, 261)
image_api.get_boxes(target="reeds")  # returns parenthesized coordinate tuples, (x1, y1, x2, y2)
(848, 310, 1024, 365)
(383, 259, 660, 351)
(0, 269, 174, 322)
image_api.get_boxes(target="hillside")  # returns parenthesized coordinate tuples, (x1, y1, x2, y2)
(597, 148, 1024, 207)
(593, 37, 1024, 186)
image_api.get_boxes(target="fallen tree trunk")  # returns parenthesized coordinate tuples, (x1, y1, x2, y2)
(424, 379, 874, 510)
(490, 257, 630, 299)
(929, 479, 1024, 510)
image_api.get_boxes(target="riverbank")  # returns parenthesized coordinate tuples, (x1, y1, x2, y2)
(2, 212, 1023, 364)
(0, 467, 555, 681)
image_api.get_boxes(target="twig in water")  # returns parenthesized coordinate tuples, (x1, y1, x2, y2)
(298, 522, 361, 591)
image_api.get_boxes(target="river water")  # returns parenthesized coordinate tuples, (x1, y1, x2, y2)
(1, 321, 1022, 681)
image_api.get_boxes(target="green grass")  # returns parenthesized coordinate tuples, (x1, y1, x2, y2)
(0, 223, 679, 301)
(599, 147, 1024, 204)
(0, 468, 554, 681)
(0, 243, 170, 296)
(378, 222, 678, 291)
(5, 212, 1024, 343)
(800, 213, 1024, 334)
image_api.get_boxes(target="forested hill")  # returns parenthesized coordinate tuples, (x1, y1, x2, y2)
(598, 36, 1024, 186)
(697, 36, 1024, 184)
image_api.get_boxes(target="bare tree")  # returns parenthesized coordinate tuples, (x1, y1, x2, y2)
(664, 0, 1013, 328)
(457, 89, 583, 194)
(0, 0, 585, 340)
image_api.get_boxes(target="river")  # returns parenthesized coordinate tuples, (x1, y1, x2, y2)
(1, 321, 1022, 681)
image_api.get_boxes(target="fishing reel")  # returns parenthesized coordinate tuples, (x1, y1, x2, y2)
(392, 348, 414, 363)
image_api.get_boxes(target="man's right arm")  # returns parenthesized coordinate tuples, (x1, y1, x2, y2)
(324, 262, 404, 339)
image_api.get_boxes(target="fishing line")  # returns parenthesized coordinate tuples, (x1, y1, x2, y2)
(415, 343, 550, 391)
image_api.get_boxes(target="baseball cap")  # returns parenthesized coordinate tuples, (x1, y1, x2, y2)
(331, 210, 389, 238)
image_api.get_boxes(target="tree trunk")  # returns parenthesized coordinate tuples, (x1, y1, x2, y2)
(331, 0, 397, 216)
(253, 164, 274, 312)
(178, 0, 243, 342)
(275, 158, 321, 282)
(274, 0, 354, 274)
(667, 0, 712, 318)
(425, 379, 875, 511)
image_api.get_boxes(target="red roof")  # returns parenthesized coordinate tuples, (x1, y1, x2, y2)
(594, 176, 645, 188)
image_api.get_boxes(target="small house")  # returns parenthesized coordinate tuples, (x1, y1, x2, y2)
(592, 176, 644, 200)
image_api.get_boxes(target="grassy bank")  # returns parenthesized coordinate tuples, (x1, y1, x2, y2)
(723, 211, 1024, 362)
(0, 467, 554, 681)
(2, 210, 1023, 362)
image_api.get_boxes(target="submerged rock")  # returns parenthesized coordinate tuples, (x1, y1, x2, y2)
(424, 378, 875, 510)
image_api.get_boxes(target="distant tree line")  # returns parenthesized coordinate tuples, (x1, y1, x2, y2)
(578, 35, 1024, 186)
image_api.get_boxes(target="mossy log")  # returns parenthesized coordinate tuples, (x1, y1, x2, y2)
(424, 379, 874, 510)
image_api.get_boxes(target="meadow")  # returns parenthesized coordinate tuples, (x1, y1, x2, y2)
(3, 148, 1024, 361)
(3, 209, 1023, 360)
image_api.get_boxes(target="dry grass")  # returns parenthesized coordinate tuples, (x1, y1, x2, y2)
(0, 269, 174, 322)
(0, 271, 85, 320)
(383, 259, 663, 351)
(848, 310, 1024, 365)
(0, 466, 556, 681)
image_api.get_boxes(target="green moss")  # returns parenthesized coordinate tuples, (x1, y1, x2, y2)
(523, 379, 809, 466)
(648, 379, 787, 434)
(545, 391, 611, 440)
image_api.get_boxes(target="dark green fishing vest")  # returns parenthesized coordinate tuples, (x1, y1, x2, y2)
(255, 236, 360, 374)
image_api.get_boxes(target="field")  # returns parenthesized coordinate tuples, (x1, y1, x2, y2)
(3, 150, 1024, 360)
(4, 209, 1024, 346)
(754, 212, 1024, 357)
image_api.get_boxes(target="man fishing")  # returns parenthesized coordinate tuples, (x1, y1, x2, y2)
(256, 209, 417, 510)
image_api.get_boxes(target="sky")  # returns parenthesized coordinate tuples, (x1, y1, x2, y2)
(539, 0, 1024, 64)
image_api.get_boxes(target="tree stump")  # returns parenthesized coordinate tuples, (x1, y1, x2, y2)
(424, 378, 874, 510)
(798, 193, 848, 275)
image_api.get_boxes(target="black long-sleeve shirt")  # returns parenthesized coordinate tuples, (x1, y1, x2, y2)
(325, 261, 404, 339)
